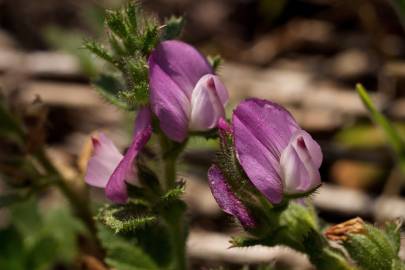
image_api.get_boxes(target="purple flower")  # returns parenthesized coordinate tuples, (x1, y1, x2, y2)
(148, 40, 229, 142)
(232, 98, 323, 204)
(85, 107, 152, 203)
(208, 165, 256, 229)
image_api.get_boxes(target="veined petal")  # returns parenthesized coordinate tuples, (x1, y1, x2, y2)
(189, 74, 227, 131)
(233, 113, 283, 203)
(149, 53, 190, 142)
(105, 109, 153, 203)
(234, 98, 299, 158)
(208, 165, 256, 229)
(85, 133, 123, 188)
(280, 130, 322, 194)
(233, 98, 300, 203)
(149, 40, 213, 98)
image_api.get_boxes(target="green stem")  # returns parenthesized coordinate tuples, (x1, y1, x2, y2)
(160, 135, 186, 270)
(164, 155, 177, 190)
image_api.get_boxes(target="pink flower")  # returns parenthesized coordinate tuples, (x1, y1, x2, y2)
(85, 107, 152, 203)
(232, 98, 323, 203)
(148, 40, 229, 142)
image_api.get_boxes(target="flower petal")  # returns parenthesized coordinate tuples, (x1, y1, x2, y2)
(211, 75, 229, 106)
(233, 99, 299, 203)
(105, 108, 153, 203)
(149, 52, 190, 142)
(208, 165, 256, 228)
(149, 40, 213, 98)
(280, 130, 322, 194)
(134, 106, 152, 134)
(85, 133, 123, 188)
(233, 114, 283, 203)
(234, 98, 299, 158)
(189, 74, 227, 131)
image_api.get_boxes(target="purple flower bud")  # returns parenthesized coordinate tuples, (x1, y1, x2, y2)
(218, 117, 232, 137)
(208, 165, 256, 229)
(232, 98, 323, 203)
(85, 107, 152, 203)
(148, 40, 229, 142)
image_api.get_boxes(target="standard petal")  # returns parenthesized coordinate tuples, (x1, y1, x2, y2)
(85, 132, 123, 188)
(149, 53, 191, 142)
(149, 40, 213, 98)
(280, 130, 322, 194)
(189, 74, 226, 131)
(233, 112, 283, 203)
(207, 165, 256, 228)
(105, 127, 152, 203)
(234, 98, 299, 158)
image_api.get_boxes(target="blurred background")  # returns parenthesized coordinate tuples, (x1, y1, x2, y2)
(0, 0, 405, 269)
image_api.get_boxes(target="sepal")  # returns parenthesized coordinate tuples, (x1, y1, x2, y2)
(231, 202, 318, 250)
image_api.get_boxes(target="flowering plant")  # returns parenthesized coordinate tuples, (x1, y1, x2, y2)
(0, 2, 403, 270)
(81, 4, 404, 270)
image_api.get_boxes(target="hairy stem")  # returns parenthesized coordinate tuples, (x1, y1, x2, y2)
(164, 155, 177, 190)
(160, 135, 187, 270)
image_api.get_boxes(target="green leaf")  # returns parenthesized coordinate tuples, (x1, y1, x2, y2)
(125, 3, 139, 33)
(11, 199, 43, 246)
(141, 26, 159, 55)
(93, 74, 129, 109)
(98, 225, 159, 270)
(161, 16, 184, 40)
(356, 83, 405, 173)
(0, 227, 26, 270)
(109, 33, 126, 56)
(105, 9, 129, 39)
(26, 236, 59, 270)
(41, 207, 86, 263)
(83, 40, 114, 64)
(97, 203, 156, 233)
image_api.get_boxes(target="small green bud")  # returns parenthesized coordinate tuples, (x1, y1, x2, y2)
(326, 218, 405, 270)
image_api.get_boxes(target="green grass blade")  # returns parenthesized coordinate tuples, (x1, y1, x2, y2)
(356, 83, 405, 173)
